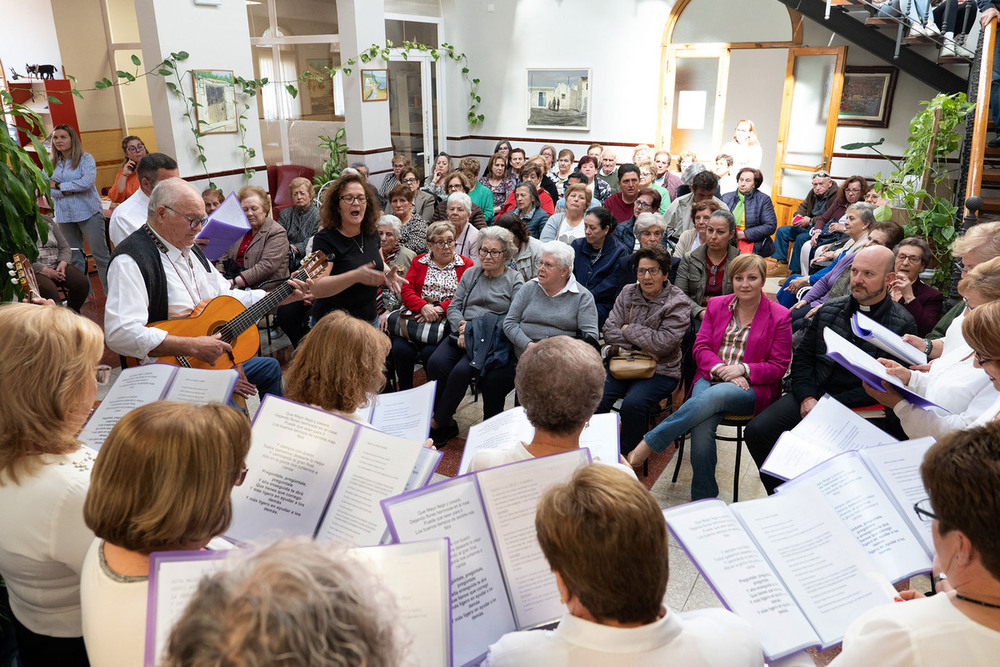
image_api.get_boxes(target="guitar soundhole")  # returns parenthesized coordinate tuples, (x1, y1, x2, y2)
(209, 321, 233, 342)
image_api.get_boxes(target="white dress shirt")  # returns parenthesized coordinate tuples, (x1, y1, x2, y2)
(108, 188, 150, 246)
(104, 225, 262, 360)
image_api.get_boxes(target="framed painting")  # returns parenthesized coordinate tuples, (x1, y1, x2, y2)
(191, 69, 237, 134)
(526, 68, 591, 130)
(306, 58, 336, 116)
(361, 69, 388, 102)
(838, 66, 898, 128)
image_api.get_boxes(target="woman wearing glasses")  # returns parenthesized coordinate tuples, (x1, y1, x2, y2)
(80, 402, 250, 667)
(0, 304, 105, 666)
(108, 135, 146, 205)
(595, 245, 690, 457)
(310, 172, 406, 324)
(390, 165, 436, 222)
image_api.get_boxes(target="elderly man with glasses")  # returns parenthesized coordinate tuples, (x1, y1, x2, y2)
(770, 171, 837, 277)
(105, 178, 308, 402)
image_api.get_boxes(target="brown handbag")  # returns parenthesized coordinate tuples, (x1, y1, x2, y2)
(608, 304, 658, 380)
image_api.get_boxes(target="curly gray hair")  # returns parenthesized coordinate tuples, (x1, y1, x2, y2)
(633, 212, 666, 237)
(474, 225, 518, 262)
(378, 214, 403, 238)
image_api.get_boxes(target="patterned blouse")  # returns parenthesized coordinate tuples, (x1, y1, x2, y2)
(718, 297, 752, 366)
(420, 254, 467, 304)
(480, 175, 517, 211)
(399, 214, 429, 255)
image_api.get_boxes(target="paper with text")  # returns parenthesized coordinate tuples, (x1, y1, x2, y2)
(194, 192, 251, 261)
(861, 437, 937, 554)
(364, 382, 436, 441)
(852, 311, 927, 366)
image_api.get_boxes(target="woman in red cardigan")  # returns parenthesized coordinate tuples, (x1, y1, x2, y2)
(389, 220, 472, 390)
(628, 254, 792, 499)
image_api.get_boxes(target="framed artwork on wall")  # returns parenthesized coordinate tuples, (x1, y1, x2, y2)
(191, 69, 237, 134)
(361, 69, 388, 102)
(526, 68, 591, 130)
(838, 66, 898, 128)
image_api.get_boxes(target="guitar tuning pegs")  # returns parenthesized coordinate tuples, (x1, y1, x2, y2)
(5, 262, 13, 269)
(10, 277, 18, 285)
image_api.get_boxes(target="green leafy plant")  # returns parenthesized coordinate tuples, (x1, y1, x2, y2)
(315, 128, 348, 189)
(842, 92, 975, 289)
(0, 92, 52, 302)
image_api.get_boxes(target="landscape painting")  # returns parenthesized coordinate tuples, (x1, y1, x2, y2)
(527, 68, 591, 130)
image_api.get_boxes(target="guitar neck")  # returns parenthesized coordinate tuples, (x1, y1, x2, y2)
(220, 268, 304, 339)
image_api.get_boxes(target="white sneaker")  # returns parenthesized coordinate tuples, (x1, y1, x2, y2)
(910, 20, 940, 37)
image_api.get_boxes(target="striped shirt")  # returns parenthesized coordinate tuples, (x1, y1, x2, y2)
(718, 297, 752, 366)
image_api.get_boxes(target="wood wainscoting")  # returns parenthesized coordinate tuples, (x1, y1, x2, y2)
(80, 126, 158, 195)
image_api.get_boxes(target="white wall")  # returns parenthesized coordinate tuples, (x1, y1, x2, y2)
(0, 0, 62, 78)
(51, 0, 121, 131)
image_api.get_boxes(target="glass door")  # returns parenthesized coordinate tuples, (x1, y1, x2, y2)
(387, 53, 439, 178)
(660, 47, 729, 160)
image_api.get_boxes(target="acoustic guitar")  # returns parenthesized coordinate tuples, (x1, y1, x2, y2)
(7, 253, 42, 302)
(128, 251, 327, 369)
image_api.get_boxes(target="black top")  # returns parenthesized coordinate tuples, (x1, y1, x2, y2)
(311, 227, 383, 322)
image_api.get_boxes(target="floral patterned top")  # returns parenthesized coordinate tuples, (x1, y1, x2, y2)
(480, 175, 517, 211)
(399, 214, 429, 255)
(420, 253, 467, 304)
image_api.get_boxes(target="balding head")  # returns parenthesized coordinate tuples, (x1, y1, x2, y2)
(147, 178, 206, 249)
(850, 245, 896, 306)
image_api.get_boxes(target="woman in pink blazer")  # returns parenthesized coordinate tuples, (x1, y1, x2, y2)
(628, 254, 792, 500)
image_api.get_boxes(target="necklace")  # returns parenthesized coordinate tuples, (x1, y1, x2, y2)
(955, 593, 1000, 610)
(343, 231, 363, 254)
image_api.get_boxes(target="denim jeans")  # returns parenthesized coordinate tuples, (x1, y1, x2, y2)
(596, 372, 678, 456)
(644, 377, 755, 500)
(878, 0, 930, 24)
(58, 213, 110, 292)
(244, 356, 283, 398)
(773, 225, 807, 263)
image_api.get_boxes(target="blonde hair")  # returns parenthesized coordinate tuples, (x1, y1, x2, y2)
(963, 299, 1000, 360)
(0, 304, 104, 484)
(49, 124, 84, 170)
(238, 185, 271, 217)
(563, 182, 592, 208)
(288, 177, 315, 198)
(285, 311, 391, 414)
(728, 253, 767, 283)
(84, 403, 250, 552)
(953, 221, 1000, 263)
(959, 256, 1000, 301)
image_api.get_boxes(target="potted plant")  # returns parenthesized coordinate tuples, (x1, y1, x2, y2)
(314, 128, 348, 200)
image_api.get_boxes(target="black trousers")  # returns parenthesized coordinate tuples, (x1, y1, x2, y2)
(12, 614, 89, 667)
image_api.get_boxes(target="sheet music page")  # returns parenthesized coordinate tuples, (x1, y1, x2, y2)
(852, 312, 927, 366)
(861, 438, 937, 555)
(366, 382, 436, 441)
(315, 429, 424, 546)
(476, 450, 590, 629)
(575, 413, 621, 466)
(664, 501, 819, 660)
(145, 551, 227, 667)
(458, 408, 533, 475)
(761, 395, 897, 480)
(383, 477, 516, 667)
(733, 486, 898, 648)
(781, 452, 932, 581)
(353, 540, 452, 667)
(193, 192, 250, 261)
(226, 397, 355, 543)
(78, 364, 177, 451)
(163, 367, 238, 405)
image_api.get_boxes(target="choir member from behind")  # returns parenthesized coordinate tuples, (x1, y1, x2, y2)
(80, 402, 251, 667)
(483, 465, 764, 665)
(830, 423, 1000, 665)
(0, 303, 105, 666)
(162, 538, 401, 667)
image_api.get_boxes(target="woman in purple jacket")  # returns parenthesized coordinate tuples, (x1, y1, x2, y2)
(627, 254, 792, 499)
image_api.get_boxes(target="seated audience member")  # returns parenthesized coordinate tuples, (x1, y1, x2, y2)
(577, 155, 612, 204)
(663, 171, 729, 243)
(538, 144, 556, 173)
(423, 151, 452, 200)
(387, 182, 429, 255)
(533, 155, 562, 207)
(483, 465, 763, 665)
(597, 148, 619, 193)
(602, 164, 642, 223)
(675, 210, 739, 321)
(677, 150, 698, 174)
(721, 168, 776, 256)
(772, 171, 837, 272)
(721, 119, 763, 173)
(433, 170, 489, 229)
(390, 220, 471, 390)
(551, 148, 576, 196)
(32, 216, 90, 312)
(864, 261, 1000, 438)
(469, 337, 632, 475)
(674, 200, 721, 259)
(0, 304, 104, 667)
(499, 162, 556, 216)
(277, 177, 319, 271)
(349, 161, 369, 179)
(778, 201, 875, 310)
(216, 185, 290, 291)
(445, 191, 481, 258)
(596, 245, 689, 457)
(786, 220, 904, 332)
(108, 152, 179, 245)
(921, 220, 1000, 351)
(503, 241, 599, 357)
(511, 182, 551, 239)
(393, 165, 436, 221)
(614, 187, 662, 252)
(629, 255, 792, 497)
(543, 182, 591, 243)
(797, 175, 869, 275)
(108, 135, 146, 205)
(509, 147, 527, 173)
(746, 246, 917, 493)
(492, 212, 543, 282)
(587, 143, 603, 159)
(377, 153, 409, 205)
(714, 153, 736, 194)
(162, 538, 401, 667)
(634, 212, 669, 250)
(426, 228, 523, 444)
(830, 424, 1000, 665)
(674, 162, 710, 200)
(572, 207, 631, 328)
(634, 144, 654, 165)
(80, 402, 250, 667)
(480, 152, 517, 217)
(286, 310, 391, 423)
(460, 157, 496, 223)
(201, 187, 224, 215)
(887, 237, 944, 335)
(637, 160, 671, 212)
(376, 214, 416, 328)
(655, 149, 684, 199)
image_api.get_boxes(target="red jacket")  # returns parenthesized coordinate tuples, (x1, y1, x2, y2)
(499, 189, 555, 216)
(400, 253, 473, 312)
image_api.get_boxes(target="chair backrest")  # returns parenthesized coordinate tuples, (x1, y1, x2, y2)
(268, 164, 315, 216)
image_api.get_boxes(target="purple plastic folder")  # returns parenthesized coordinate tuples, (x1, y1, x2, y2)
(194, 192, 251, 261)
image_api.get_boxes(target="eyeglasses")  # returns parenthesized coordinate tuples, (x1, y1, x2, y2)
(126, 145, 145, 154)
(636, 267, 663, 276)
(896, 252, 922, 265)
(811, 171, 830, 179)
(974, 350, 997, 366)
(163, 205, 208, 230)
(234, 465, 249, 486)
(446, 184, 465, 192)
(431, 239, 455, 248)
(634, 200, 654, 210)
(913, 498, 937, 522)
(964, 296, 976, 311)
(402, 177, 418, 184)
(340, 195, 367, 204)
(845, 187, 862, 194)
(479, 248, 503, 258)
(96, 365, 112, 385)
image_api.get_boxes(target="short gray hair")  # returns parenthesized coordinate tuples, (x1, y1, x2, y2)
(681, 162, 708, 186)
(474, 226, 518, 262)
(447, 191, 472, 215)
(847, 201, 876, 227)
(148, 177, 199, 222)
(634, 212, 666, 237)
(378, 214, 402, 238)
(540, 240, 574, 272)
(515, 337, 605, 436)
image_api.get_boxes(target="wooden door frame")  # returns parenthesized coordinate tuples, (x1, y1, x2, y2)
(659, 46, 730, 154)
